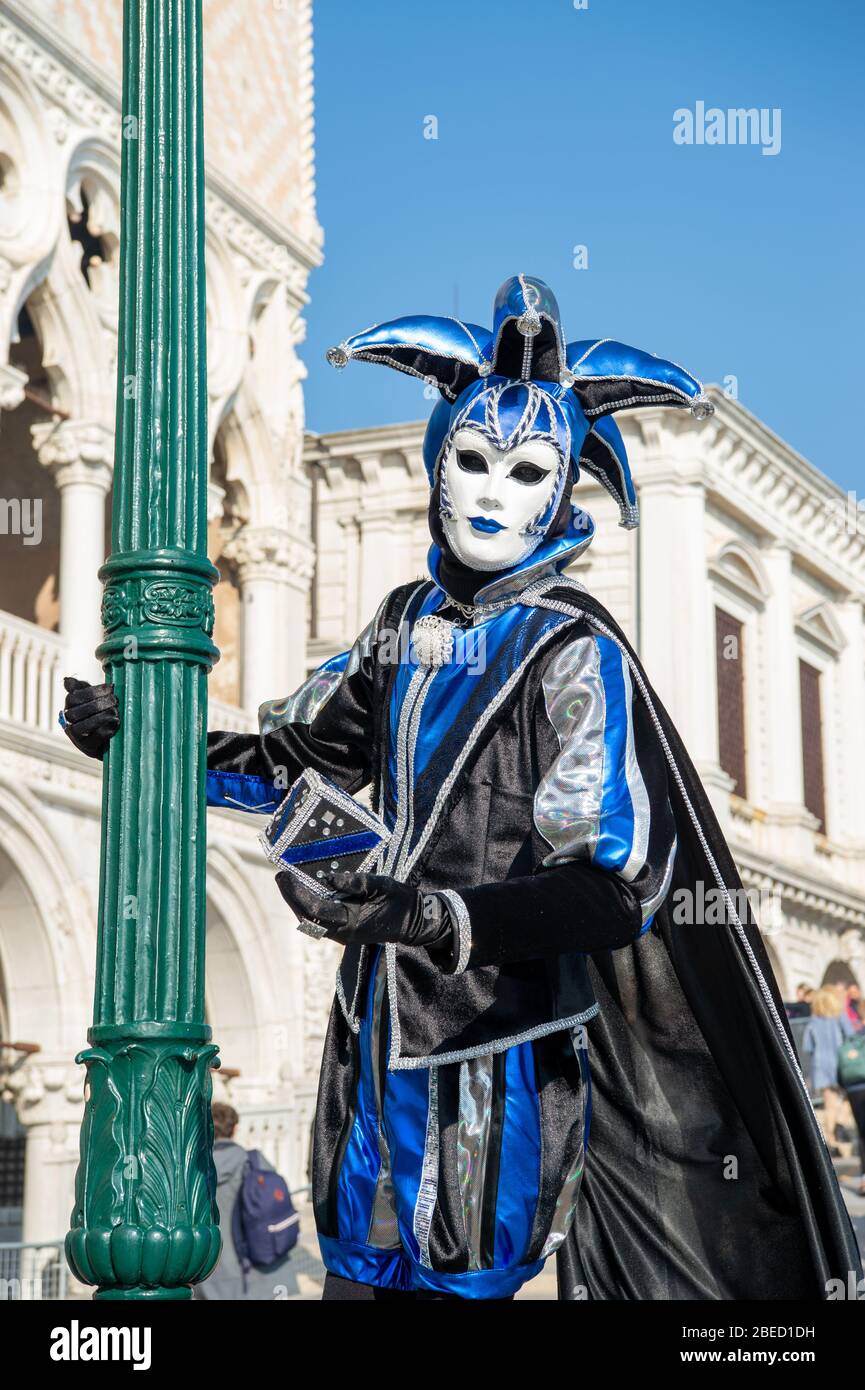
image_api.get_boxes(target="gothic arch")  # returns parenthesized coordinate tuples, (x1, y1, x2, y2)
(204, 843, 282, 1079)
(205, 224, 247, 433)
(0, 779, 88, 1049)
(212, 380, 282, 522)
(64, 135, 122, 336)
(0, 53, 61, 356)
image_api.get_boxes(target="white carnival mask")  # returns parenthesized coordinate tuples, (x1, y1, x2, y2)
(440, 426, 562, 571)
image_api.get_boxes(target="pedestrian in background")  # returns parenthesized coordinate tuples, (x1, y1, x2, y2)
(803, 988, 857, 1155)
(196, 1102, 298, 1299)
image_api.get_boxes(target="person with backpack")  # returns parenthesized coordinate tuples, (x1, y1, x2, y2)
(196, 1102, 300, 1300)
(802, 989, 857, 1156)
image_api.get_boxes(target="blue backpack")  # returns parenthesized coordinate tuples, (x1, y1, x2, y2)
(231, 1149, 300, 1279)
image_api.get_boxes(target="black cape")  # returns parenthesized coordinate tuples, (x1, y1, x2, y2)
(551, 587, 862, 1301)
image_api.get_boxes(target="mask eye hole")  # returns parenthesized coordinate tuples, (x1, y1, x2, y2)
(456, 449, 489, 474)
(509, 461, 550, 485)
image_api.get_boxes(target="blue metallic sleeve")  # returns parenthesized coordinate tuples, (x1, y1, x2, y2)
(205, 607, 385, 814)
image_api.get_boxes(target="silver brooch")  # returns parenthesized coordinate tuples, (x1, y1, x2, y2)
(412, 614, 455, 669)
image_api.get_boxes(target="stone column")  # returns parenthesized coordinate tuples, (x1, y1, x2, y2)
(760, 542, 816, 859)
(224, 526, 315, 713)
(638, 483, 717, 762)
(358, 510, 399, 626)
(3, 1057, 84, 1295)
(33, 420, 113, 684)
(636, 421, 732, 825)
(836, 596, 865, 847)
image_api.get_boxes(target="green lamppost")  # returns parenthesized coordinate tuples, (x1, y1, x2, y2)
(65, 0, 221, 1300)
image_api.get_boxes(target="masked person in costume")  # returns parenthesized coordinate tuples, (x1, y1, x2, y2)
(63, 275, 861, 1302)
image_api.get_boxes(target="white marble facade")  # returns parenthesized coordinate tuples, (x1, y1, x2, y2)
(0, 0, 330, 1252)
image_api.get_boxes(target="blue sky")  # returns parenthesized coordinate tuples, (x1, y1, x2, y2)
(304, 0, 864, 493)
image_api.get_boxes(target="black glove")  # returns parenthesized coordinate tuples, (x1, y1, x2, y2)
(275, 867, 454, 956)
(62, 677, 120, 760)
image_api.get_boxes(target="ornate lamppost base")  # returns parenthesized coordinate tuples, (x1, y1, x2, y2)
(66, 1029, 221, 1299)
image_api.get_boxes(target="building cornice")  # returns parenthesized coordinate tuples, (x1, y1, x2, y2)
(736, 847, 865, 928)
(699, 390, 865, 587)
(305, 421, 427, 460)
(623, 389, 865, 594)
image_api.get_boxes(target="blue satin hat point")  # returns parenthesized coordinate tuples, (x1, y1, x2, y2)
(326, 274, 712, 529)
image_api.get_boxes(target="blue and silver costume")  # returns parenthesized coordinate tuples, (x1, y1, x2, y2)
(204, 277, 862, 1300)
(207, 276, 698, 1296)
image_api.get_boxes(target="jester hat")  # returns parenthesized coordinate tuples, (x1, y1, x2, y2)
(327, 273, 712, 532)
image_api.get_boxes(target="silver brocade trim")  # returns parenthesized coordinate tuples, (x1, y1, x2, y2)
(435, 889, 472, 974)
(384, 665, 436, 881)
(386, 995, 600, 1072)
(583, 386, 690, 418)
(334, 959, 362, 1035)
(347, 944, 369, 1024)
(413, 1065, 440, 1268)
(394, 669, 436, 881)
(531, 592, 810, 1095)
(578, 425, 641, 529)
(368, 950, 402, 1250)
(619, 654, 651, 884)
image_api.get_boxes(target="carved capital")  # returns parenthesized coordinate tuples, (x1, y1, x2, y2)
(223, 525, 315, 585)
(32, 420, 114, 491)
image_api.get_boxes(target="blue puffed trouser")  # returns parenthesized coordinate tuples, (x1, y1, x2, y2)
(315, 948, 590, 1300)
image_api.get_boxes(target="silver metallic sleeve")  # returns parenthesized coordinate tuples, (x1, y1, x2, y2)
(258, 596, 388, 735)
(534, 634, 606, 869)
(534, 631, 676, 925)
